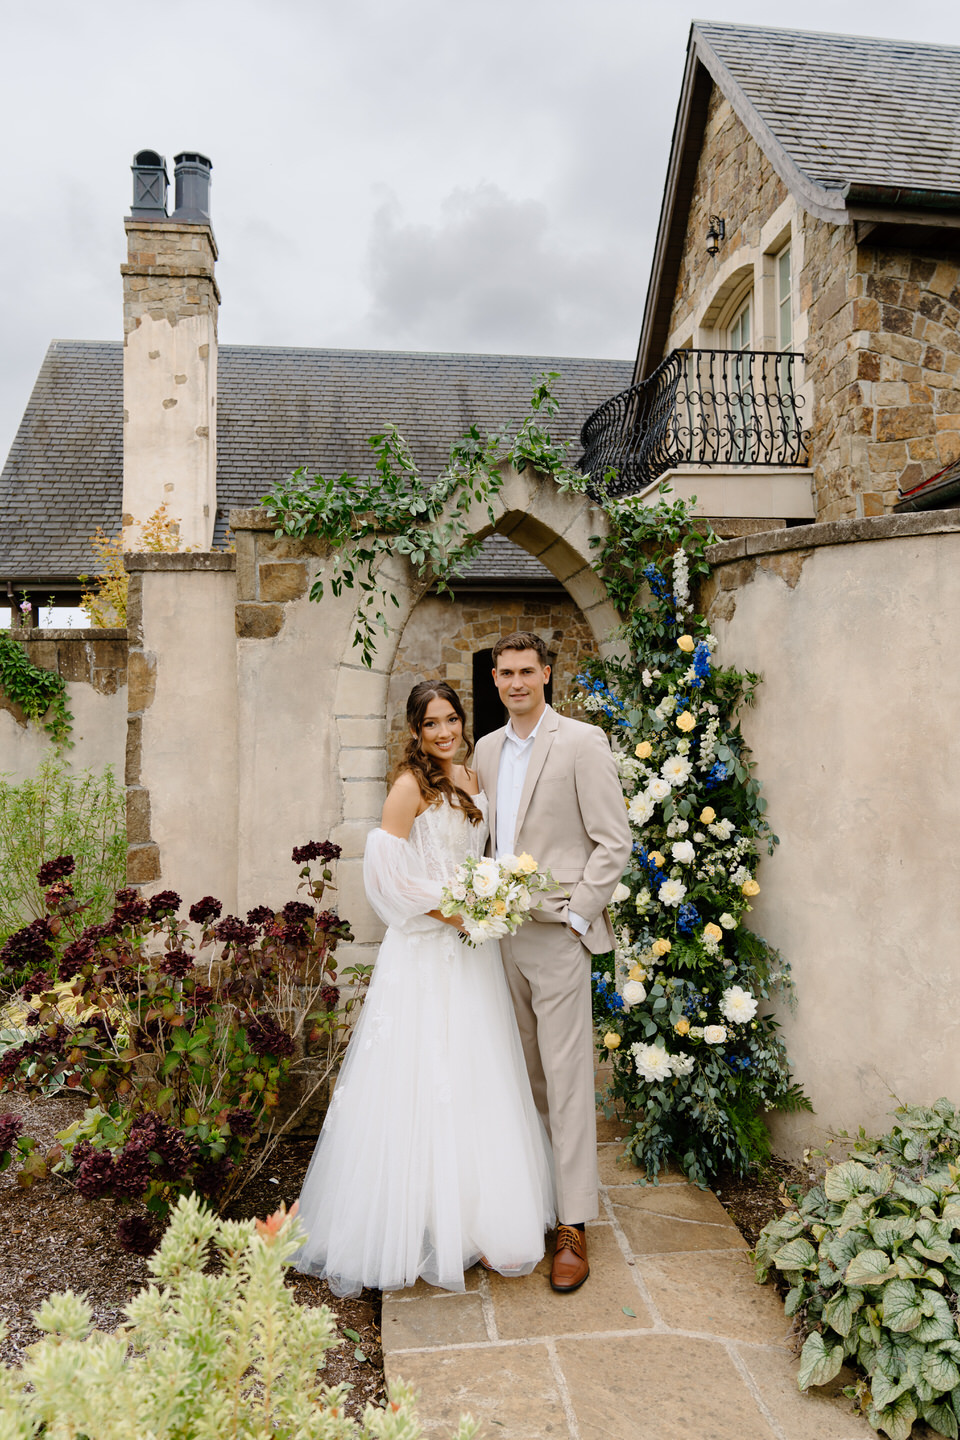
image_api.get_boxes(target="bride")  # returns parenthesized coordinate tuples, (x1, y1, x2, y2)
(293, 680, 555, 1296)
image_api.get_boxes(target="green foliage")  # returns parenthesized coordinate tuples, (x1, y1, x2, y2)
(0, 1191, 478, 1439)
(755, 1099, 960, 1439)
(581, 491, 806, 1184)
(260, 374, 584, 667)
(0, 633, 73, 748)
(0, 758, 126, 964)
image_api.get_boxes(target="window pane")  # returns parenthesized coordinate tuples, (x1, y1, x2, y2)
(778, 246, 792, 350)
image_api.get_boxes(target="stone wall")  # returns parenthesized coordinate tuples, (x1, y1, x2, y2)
(385, 592, 595, 779)
(668, 89, 788, 346)
(700, 509, 960, 1151)
(802, 229, 960, 521)
(0, 630, 127, 782)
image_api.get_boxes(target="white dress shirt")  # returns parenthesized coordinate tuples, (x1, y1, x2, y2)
(495, 707, 588, 935)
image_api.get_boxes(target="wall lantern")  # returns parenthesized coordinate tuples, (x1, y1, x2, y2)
(706, 215, 725, 256)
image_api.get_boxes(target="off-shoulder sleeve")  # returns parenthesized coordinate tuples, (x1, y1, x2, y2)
(363, 828, 445, 928)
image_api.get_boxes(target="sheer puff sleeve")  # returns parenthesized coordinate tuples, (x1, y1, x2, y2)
(363, 828, 445, 931)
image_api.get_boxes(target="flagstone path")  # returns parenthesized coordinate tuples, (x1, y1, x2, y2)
(381, 1116, 877, 1440)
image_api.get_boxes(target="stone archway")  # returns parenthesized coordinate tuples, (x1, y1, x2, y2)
(326, 464, 619, 965)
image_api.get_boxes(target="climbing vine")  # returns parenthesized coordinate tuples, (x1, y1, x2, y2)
(0, 633, 72, 749)
(261, 375, 586, 667)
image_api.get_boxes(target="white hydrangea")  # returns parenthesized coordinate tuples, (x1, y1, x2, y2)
(689, 1025, 704, 1039)
(646, 777, 672, 802)
(622, 979, 647, 1007)
(670, 840, 696, 865)
(634, 887, 652, 914)
(658, 877, 687, 907)
(655, 695, 677, 719)
(631, 1041, 674, 1083)
(730, 865, 751, 887)
(720, 986, 758, 1023)
(661, 755, 692, 787)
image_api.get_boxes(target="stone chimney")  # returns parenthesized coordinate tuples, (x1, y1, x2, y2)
(121, 150, 219, 551)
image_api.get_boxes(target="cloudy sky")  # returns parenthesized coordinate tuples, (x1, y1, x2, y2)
(2, 0, 959, 460)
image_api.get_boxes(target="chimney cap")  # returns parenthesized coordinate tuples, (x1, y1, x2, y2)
(173, 151, 212, 170)
(171, 151, 213, 224)
(130, 150, 169, 219)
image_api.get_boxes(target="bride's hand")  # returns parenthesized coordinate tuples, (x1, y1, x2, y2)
(427, 908, 467, 932)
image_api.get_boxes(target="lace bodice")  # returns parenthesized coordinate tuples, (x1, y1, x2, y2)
(409, 794, 489, 884)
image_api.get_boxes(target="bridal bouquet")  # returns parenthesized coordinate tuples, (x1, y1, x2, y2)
(440, 853, 554, 943)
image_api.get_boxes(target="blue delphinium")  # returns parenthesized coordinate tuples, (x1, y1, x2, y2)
(677, 903, 701, 935)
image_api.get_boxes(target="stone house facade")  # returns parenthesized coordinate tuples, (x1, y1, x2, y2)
(582, 22, 960, 525)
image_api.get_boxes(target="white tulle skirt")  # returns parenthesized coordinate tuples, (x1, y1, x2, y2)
(292, 918, 556, 1296)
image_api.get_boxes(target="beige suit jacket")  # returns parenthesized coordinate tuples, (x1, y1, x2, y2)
(475, 707, 633, 955)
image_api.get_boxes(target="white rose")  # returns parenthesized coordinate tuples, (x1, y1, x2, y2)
(622, 979, 647, 1007)
(612, 883, 631, 904)
(646, 777, 671, 802)
(514, 890, 532, 912)
(720, 986, 758, 1023)
(642, 669, 653, 687)
(703, 1025, 727, 1045)
(658, 878, 687, 907)
(628, 793, 655, 825)
(449, 882, 467, 902)
(670, 840, 696, 865)
(630, 1041, 673, 1083)
(499, 854, 520, 875)
(719, 912, 736, 930)
(471, 860, 502, 898)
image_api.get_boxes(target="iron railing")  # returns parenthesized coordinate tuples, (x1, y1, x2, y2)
(579, 348, 806, 496)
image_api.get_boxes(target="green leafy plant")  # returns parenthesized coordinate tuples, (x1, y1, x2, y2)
(0, 1190, 478, 1439)
(0, 842, 369, 1241)
(0, 758, 125, 961)
(0, 633, 73, 747)
(755, 1099, 960, 1439)
(576, 488, 808, 1183)
(261, 374, 585, 667)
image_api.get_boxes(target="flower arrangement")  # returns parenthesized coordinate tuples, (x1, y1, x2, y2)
(440, 853, 553, 942)
(583, 490, 809, 1184)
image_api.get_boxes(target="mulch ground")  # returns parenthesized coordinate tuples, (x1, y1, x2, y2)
(2, 1090, 805, 1419)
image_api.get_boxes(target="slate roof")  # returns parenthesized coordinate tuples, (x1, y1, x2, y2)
(636, 22, 960, 379)
(695, 22, 960, 201)
(1, 340, 631, 583)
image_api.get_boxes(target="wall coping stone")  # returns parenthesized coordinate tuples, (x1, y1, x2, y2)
(6, 628, 128, 641)
(124, 553, 236, 572)
(230, 508, 275, 531)
(706, 507, 960, 565)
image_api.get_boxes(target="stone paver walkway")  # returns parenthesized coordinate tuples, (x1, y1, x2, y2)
(381, 1117, 876, 1440)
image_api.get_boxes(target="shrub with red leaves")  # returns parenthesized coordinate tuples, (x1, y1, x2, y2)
(246, 905, 275, 928)
(214, 915, 258, 947)
(21, 969, 51, 1000)
(147, 890, 181, 921)
(1, 917, 56, 974)
(112, 889, 149, 926)
(292, 840, 342, 863)
(59, 935, 96, 981)
(282, 901, 314, 925)
(192, 1154, 235, 1198)
(116, 1211, 159, 1255)
(74, 1142, 116, 1199)
(37, 854, 75, 886)
(157, 950, 193, 979)
(0, 1112, 24, 1159)
(320, 985, 340, 1011)
(225, 1107, 256, 1139)
(189, 896, 222, 925)
(245, 1015, 296, 1058)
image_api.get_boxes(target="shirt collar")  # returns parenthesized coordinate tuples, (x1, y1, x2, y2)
(504, 705, 549, 747)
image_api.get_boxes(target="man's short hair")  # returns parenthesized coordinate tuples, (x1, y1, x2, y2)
(491, 631, 549, 667)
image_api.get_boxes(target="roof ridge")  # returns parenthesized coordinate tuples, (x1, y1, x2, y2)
(693, 19, 960, 55)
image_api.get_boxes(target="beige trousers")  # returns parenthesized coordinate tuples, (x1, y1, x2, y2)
(500, 917, 599, 1224)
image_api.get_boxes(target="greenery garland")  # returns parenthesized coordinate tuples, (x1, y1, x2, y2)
(0, 632, 72, 749)
(263, 376, 806, 1181)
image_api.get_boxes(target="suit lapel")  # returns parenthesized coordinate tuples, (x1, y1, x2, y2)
(481, 727, 507, 849)
(514, 707, 558, 844)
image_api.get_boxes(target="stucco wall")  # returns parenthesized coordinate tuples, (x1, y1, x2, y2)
(0, 631, 127, 783)
(702, 509, 960, 1152)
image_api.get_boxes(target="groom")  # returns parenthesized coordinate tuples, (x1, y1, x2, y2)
(475, 632, 632, 1292)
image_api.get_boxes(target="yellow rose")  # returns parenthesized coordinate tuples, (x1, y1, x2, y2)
(703, 922, 723, 942)
(649, 851, 665, 868)
(629, 964, 647, 982)
(742, 878, 760, 897)
(699, 807, 716, 824)
(676, 711, 696, 733)
(635, 740, 653, 759)
(674, 1017, 690, 1036)
(604, 1032, 622, 1050)
(515, 853, 538, 875)
(677, 635, 695, 653)
(492, 899, 507, 915)
(651, 937, 671, 956)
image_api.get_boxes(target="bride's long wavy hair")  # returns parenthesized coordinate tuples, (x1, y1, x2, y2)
(400, 681, 484, 826)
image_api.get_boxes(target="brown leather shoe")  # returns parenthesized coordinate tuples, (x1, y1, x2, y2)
(550, 1225, 589, 1292)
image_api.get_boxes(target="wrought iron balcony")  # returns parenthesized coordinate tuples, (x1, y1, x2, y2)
(579, 348, 807, 496)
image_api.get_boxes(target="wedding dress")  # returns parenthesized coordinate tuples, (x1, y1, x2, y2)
(293, 792, 556, 1296)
